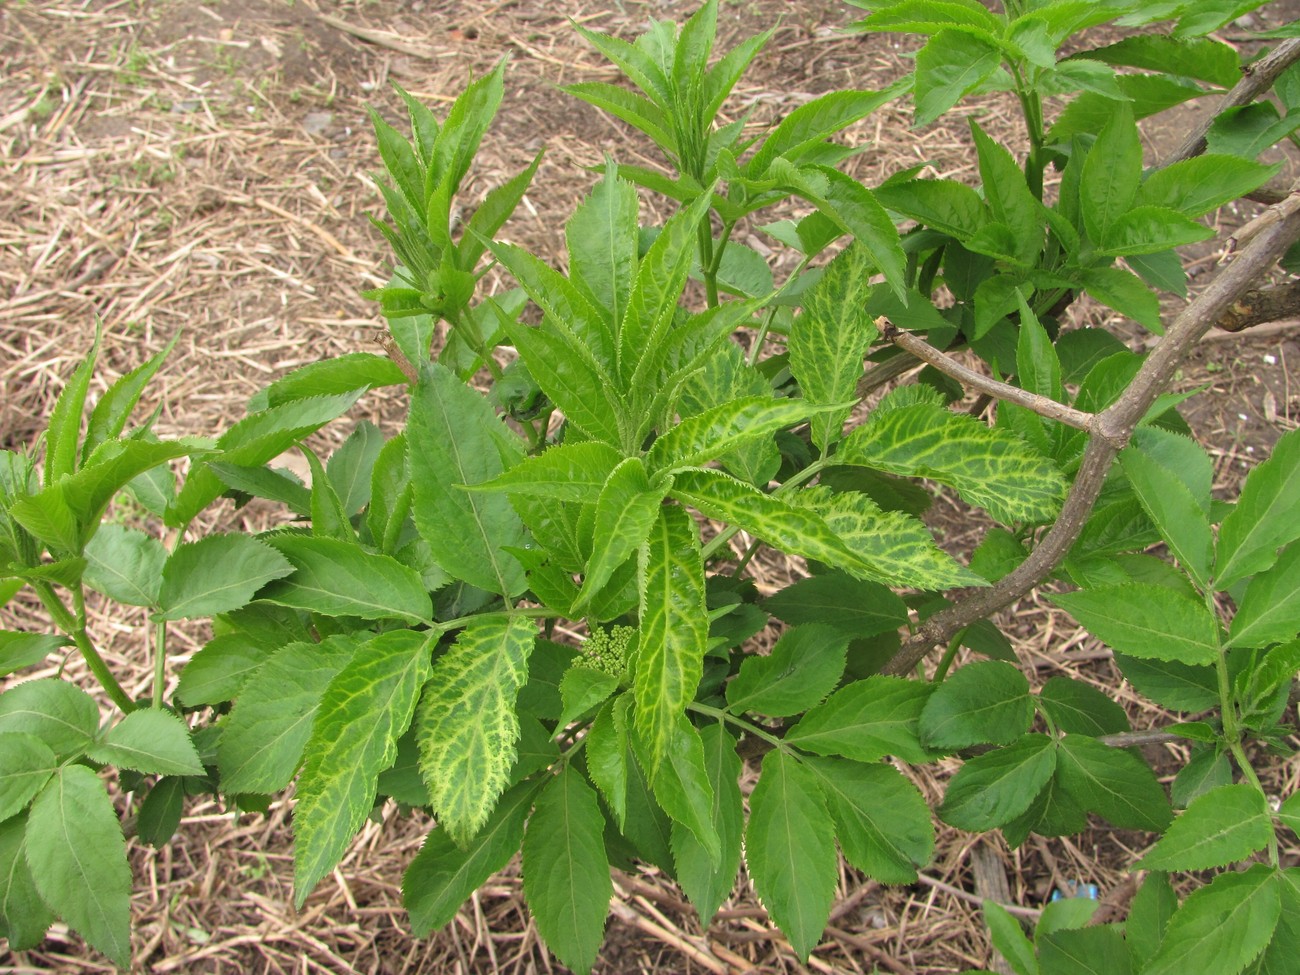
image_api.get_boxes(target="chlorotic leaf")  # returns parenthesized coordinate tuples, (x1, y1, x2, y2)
(417, 614, 536, 846)
(25, 765, 132, 966)
(633, 505, 708, 777)
(745, 750, 837, 961)
(575, 457, 669, 609)
(522, 766, 611, 974)
(294, 629, 435, 906)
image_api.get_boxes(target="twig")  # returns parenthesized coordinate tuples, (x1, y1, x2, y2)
(1096, 728, 1187, 748)
(884, 205, 1300, 676)
(314, 12, 442, 59)
(1215, 281, 1300, 331)
(1164, 37, 1300, 165)
(915, 872, 1042, 920)
(882, 321, 1095, 431)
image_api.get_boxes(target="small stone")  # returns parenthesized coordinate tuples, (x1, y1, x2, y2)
(302, 111, 334, 137)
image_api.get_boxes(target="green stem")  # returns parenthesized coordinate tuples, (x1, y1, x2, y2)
(729, 537, 763, 579)
(152, 621, 167, 709)
(1010, 65, 1047, 200)
(748, 254, 813, 367)
(697, 220, 720, 308)
(932, 632, 963, 682)
(70, 586, 137, 713)
(689, 701, 788, 752)
(446, 307, 503, 382)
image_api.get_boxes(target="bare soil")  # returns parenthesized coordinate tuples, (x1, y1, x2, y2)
(2, 1, 1299, 973)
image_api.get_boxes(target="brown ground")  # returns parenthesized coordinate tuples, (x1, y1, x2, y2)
(2, 1, 1300, 973)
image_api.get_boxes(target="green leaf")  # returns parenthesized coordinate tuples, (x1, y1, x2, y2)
(1138, 156, 1278, 218)
(1038, 924, 1133, 975)
(920, 660, 1033, 750)
(259, 534, 432, 623)
(1143, 865, 1280, 975)
(1229, 544, 1300, 649)
(1118, 438, 1212, 588)
(748, 87, 901, 176)
(1079, 266, 1163, 333)
(670, 468, 860, 573)
(914, 30, 1001, 127)
(804, 755, 934, 885)
(218, 637, 356, 794)
(727, 623, 848, 718)
(940, 734, 1058, 831)
(762, 570, 910, 638)
(566, 161, 641, 327)
(408, 361, 527, 596)
(1128, 871, 1177, 968)
(0, 813, 54, 950)
(156, 534, 293, 621)
(26, 765, 131, 965)
(294, 629, 434, 905)
(262, 353, 407, 407)
(83, 332, 179, 459)
(522, 766, 611, 974)
(1081, 103, 1141, 245)
(86, 708, 202, 776)
(0, 632, 70, 679)
(1037, 676, 1129, 736)
(556, 666, 620, 731)
(6, 486, 80, 555)
(619, 191, 715, 388)
(404, 779, 536, 935)
(1207, 103, 1300, 159)
(1049, 584, 1220, 665)
(1098, 204, 1215, 257)
(1247, 868, 1300, 975)
(646, 396, 820, 474)
(1216, 428, 1300, 589)
(175, 632, 273, 707)
(0, 733, 56, 823)
(795, 166, 907, 301)
(459, 149, 545, 270)
(839, 399, 1066, 524)
(1080, 34, 1241, 88)
(640, 715, 720, 864)
(326, 421, 384, 516)
(0, 678, 99, 758)
(633, 505, 708, 777)
(1056, 733, 1171, 831)
(585, 698, 629, 830)
(785, 675, 934, 764)
(1138, 784, 1273, 871)
(788, 244, 879, 450)
(169, 391, 362, 527)
(44, 329, 100, 486)
(82, 524, 166, 607)
(983, 901, 1037, 975)
(417, 614, 536, 845)
(672, 721, 742, 923)
(972, 122, 1043, 266)
(576, 457, 670, 609)
(745, 750, 836, 960)
(136, 776, 186, 848)
(473, 441, 623, 503)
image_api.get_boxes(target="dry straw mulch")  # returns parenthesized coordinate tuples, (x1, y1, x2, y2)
(3, 1, 1300, 972)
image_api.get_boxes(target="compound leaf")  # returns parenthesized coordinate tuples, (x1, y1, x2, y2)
(672, 721, 742, 924)
(785, 675, 934, 765)
(920, 660, 1033, 750)
(1216, 427, 1300, 590)
(156, 534, 294, 621)
(726, 623, 849, 718)
(939, 734, 1057, 831)
(1056, 733, 1171, 831)
(0, 678, 99, 759)
(86, 708, 202, 776)
(1049, 584, 1220, 665)
(0, 813, 54, 950)
(260, 534, 432, 624)
(1143, 865, 1280, 975)
(1138, 784, 1273, 871)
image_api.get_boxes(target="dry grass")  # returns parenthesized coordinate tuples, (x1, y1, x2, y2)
(3, 0, 1300, 972)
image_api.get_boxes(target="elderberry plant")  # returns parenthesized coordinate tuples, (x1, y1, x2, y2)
(4, 2, 1300, 973)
